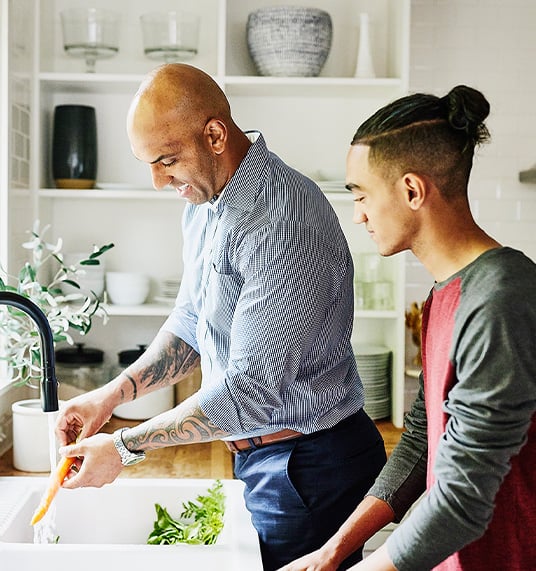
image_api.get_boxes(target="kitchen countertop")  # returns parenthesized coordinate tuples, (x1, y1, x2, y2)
(0, 415, 235, 479)
(0, 417, 402, 479)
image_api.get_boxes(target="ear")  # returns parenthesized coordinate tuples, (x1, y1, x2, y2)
(204, 119, 227, 155)
(401, 173, 427, 211)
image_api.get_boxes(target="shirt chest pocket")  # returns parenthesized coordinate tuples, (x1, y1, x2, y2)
(204, 249, 243, 330)
(212, 244, 234, 275)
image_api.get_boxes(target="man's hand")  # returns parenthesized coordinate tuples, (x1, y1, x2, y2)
(59, 432, 123, 489)
(278, 496, 396, 571)
(55, 386, 117, 446)
(277, 549, 340, 571)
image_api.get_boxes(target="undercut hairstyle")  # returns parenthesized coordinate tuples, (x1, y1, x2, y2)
(351, 85, 491, 198)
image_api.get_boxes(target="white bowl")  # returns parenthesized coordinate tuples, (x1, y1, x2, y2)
(106, 272, 150, 305)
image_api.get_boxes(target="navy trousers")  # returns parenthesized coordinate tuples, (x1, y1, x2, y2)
(233, 409, 387, 570)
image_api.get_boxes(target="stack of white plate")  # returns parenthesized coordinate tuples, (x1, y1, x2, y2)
(354, 344, 391, 420)
(154, 277, 181, 305)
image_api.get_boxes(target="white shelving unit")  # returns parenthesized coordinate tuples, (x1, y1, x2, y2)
(3, 0, 410, 426)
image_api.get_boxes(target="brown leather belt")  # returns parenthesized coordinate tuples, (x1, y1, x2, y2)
(224, 428, 303, 453)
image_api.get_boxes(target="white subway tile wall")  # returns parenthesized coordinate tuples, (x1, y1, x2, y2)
(406, 0, 536, 309)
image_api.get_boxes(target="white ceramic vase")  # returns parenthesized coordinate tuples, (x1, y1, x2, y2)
(354, 12, 376, 78)
(12, 399, 62, 472)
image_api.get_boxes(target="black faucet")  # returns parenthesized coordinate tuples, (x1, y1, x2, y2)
(0, 291, 59, 412)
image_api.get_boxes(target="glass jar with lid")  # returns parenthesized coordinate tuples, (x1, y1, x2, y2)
(55, 343, 110, 393)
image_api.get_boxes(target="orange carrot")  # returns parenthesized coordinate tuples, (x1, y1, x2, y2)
(30, 452, 76, 525)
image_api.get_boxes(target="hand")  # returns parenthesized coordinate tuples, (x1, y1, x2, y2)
(277, 549, 340, 571)
(278, 545, 397, 571)
(55, 386, 116, 446)
(58, 432, 123, 489)
(346, 545, 398, 571)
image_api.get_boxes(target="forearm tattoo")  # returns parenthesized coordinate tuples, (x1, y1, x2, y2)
(123, 398, 229, 450)
(125, 374, 137, 400)
(140, 335, 199, 389)
(122, 334, 200, 403)
(118, 334, 226, 450)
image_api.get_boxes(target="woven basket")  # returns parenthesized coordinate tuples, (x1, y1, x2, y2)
(246, 6, 332, 77)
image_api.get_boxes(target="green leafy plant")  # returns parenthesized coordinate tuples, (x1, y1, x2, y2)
(147, 480, 226, 545)
(0, 221, 114, 386)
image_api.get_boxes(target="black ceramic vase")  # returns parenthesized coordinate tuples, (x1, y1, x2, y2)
(52, 104, 97, 189)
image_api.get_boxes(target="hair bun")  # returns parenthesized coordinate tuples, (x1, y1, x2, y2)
(442, 85, 490, 146)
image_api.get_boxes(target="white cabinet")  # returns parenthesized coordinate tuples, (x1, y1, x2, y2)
(4, 0, 410, 426)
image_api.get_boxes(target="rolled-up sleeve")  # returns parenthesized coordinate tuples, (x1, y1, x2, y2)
(161, 286, 200, 353)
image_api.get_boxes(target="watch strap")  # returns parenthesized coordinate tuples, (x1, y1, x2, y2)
(112, 427, 146, 466)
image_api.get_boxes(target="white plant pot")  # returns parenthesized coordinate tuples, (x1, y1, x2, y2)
(12, 399, 63, 473)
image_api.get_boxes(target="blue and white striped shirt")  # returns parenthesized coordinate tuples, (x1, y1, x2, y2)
(161, 132, 364, 439)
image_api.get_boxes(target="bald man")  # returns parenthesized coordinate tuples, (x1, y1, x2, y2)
(55, 64, 386, 570)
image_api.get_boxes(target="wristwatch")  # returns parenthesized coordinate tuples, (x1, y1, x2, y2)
(112, 428, 146, 466)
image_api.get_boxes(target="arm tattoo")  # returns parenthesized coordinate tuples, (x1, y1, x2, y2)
(140, 335, 199, 389)
(125, 374, 137, 400)
(122, 397, 229, 450)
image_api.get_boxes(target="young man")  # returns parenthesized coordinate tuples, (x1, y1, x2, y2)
(54, 64, 386, 571)
(280, 85, 536, 570)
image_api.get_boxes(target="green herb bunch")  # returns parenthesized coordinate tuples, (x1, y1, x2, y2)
(0, 221, 113, 385)
(147, 480, 226, 546)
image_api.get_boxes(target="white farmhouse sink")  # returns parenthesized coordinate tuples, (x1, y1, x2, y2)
(0, 477, 262, 571)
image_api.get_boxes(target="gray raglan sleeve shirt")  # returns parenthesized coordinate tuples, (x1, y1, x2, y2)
(368, 256, 536, 570)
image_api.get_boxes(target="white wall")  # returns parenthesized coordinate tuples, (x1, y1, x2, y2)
(405, 0, 536, 306)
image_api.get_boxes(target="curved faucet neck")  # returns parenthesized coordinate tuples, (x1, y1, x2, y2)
(0, 291, 59, 412)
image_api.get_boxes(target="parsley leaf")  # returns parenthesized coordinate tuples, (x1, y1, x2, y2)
(147, 480, 225, 545)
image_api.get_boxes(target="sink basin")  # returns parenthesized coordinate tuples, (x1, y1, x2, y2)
(0, 477, 262, 570)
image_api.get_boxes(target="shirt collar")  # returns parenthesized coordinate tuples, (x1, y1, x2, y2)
(207, 186, 226, 212)
(206, 131, 268, 214)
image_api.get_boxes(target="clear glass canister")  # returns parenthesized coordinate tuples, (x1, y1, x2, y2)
(55, 343, 109, 392)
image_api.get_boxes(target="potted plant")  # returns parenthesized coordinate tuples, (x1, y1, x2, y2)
(0, 221, 113, 471)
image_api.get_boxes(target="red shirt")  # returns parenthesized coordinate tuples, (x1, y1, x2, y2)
(423, 275, 536, 571)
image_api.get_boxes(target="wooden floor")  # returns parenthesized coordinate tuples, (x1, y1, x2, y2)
(375, 419, 405, 457)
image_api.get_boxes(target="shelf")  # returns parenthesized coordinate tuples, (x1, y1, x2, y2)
(321, 190, 352, 201)
(39, 188, 176, 199)
(223, 76, 403, 97)
(355, 310, 400, 319)
(103, 304, 398, 321)
(39, 72, 146, 94)
(104, 302, 172, 317)
(39, 71, 404, 98)
(40, 187, 350, 200)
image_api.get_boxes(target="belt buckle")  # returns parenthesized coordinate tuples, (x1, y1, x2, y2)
(225, 435, 264, 453)
(225, 440, 241, 453)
